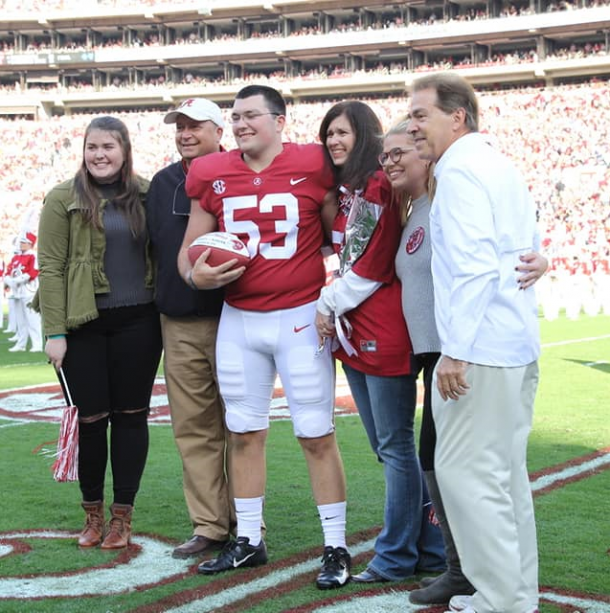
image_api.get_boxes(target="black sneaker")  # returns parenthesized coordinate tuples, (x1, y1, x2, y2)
(197, 537, 268, 574)
(316, 546, 351, 589)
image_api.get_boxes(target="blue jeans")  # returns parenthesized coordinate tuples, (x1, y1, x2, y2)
(343, 363, 446, 580)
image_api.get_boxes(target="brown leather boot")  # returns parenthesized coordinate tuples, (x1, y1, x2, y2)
(100, 503, 133, 550)
(78, 500, 104, 548)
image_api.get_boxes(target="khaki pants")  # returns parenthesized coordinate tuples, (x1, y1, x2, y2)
(161, 315, 233, 540)
(432, 362, 539, 613)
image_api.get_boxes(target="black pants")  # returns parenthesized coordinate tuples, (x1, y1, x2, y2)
(62, 303, 162, 505)
(412, 352, 441, 472)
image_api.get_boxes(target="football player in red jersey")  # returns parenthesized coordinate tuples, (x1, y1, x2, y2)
(177, 85, 351, 589)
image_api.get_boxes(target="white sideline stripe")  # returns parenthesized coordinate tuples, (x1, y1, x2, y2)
(542, 333, 610, 348)
(161, 451, 610, 613)
(312, 593, 427, 612)
(165, 572, 610, 613)
(531, 453, 610, 492)
(312, 592, 610, 613)
(540, 590, 610, 613)
(0, 420, 30, 429)
(0, 361, 48, 369)
(3, 442, 610, 606)
(0, 533, 187, 597)
(164, 539, 376, 613)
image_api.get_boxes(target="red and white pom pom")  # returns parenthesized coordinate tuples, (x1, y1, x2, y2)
(188, 232, 251, 269)
(52, 405, 79, 482)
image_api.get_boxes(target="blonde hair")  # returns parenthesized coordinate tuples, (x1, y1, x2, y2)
(384, 118, 436, 226)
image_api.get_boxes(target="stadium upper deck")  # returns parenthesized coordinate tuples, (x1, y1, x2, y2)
(0, 0, 609, 116)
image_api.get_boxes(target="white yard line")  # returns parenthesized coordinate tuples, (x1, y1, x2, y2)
(542, 333, 610, 348)
(531, 452, 610, 492)
(1, 447, 609, 607)
(310, 592, 610, 613)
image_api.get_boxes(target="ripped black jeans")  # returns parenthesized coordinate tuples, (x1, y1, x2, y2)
(62, 303, 162, 505)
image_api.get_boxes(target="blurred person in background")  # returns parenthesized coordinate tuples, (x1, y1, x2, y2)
(4, 238, 20, 337)
(4, 232, 42, 352)
(0, 254, 5, 330)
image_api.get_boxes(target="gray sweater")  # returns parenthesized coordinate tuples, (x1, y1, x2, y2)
(96, 201, 153, 310)
(395, 194, 440, 354)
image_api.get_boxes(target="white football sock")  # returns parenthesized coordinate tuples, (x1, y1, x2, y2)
(318, 501, 347, 549)
(235, 496, 264, 546)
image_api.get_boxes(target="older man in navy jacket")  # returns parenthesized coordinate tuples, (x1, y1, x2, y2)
(146, 98, 231, 559)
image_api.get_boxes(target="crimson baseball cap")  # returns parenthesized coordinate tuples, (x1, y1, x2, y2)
(21, 231, 37, 246)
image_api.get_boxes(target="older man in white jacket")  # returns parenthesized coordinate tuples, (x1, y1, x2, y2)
(408, 72, 541, 613)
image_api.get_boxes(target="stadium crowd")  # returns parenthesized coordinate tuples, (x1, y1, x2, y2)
(1, 0, 610, 57)
(1, 40, 608, 97)
(2, 0, 609, 19)
(1, 81, 608, 318)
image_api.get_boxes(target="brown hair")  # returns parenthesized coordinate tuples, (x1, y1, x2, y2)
(72, 116, 145, 236)
(319, 100, 383, 192)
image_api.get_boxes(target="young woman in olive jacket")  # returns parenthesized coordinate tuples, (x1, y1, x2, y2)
(36, 116, 162, 550)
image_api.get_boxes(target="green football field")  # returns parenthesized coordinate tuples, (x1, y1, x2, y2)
(0, 314, 608, 612)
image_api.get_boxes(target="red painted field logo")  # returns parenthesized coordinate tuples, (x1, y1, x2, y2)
(0, 377, 358, 425)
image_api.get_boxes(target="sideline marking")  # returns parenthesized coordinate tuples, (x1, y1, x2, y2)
(540, 590, 610, 612)
(0, 420, 29, 429)
(0, 531, 188, 598)
(542, 333, 610, 348)
(155, 539, 376, 613)
(1, 451, 609, 606)
(306, 591, 610, 613)
(149, 450, 610, 613)
(531, 452, 610, 493)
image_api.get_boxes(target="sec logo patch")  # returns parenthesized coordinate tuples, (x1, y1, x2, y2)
(406, 226, 425, 254)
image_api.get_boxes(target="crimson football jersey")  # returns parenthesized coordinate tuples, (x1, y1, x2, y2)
(186, 143, 335, 311)
(332, 171, 412, 376)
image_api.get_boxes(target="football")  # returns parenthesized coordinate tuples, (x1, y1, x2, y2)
(187, 232, 251, 268)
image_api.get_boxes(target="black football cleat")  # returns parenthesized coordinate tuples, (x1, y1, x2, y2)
(197, 537, 268, 574)
(316, 546, 351, 589)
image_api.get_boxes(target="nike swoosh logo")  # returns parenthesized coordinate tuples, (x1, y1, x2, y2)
(290, 177, 307, 186)
(293, 324, 311, 333)
(232, 551, 257, 568)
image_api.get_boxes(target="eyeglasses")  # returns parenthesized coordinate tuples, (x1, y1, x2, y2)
(229, 111, 280, 125)
(378, 148, 413, 166)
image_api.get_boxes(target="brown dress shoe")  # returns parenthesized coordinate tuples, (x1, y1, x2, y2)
(78, 501, 105, 548)
(100, 503, 133, 550)
(172, 535, 227, 559)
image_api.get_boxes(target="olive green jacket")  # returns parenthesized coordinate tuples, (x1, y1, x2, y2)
(32, 176, 153, 336)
